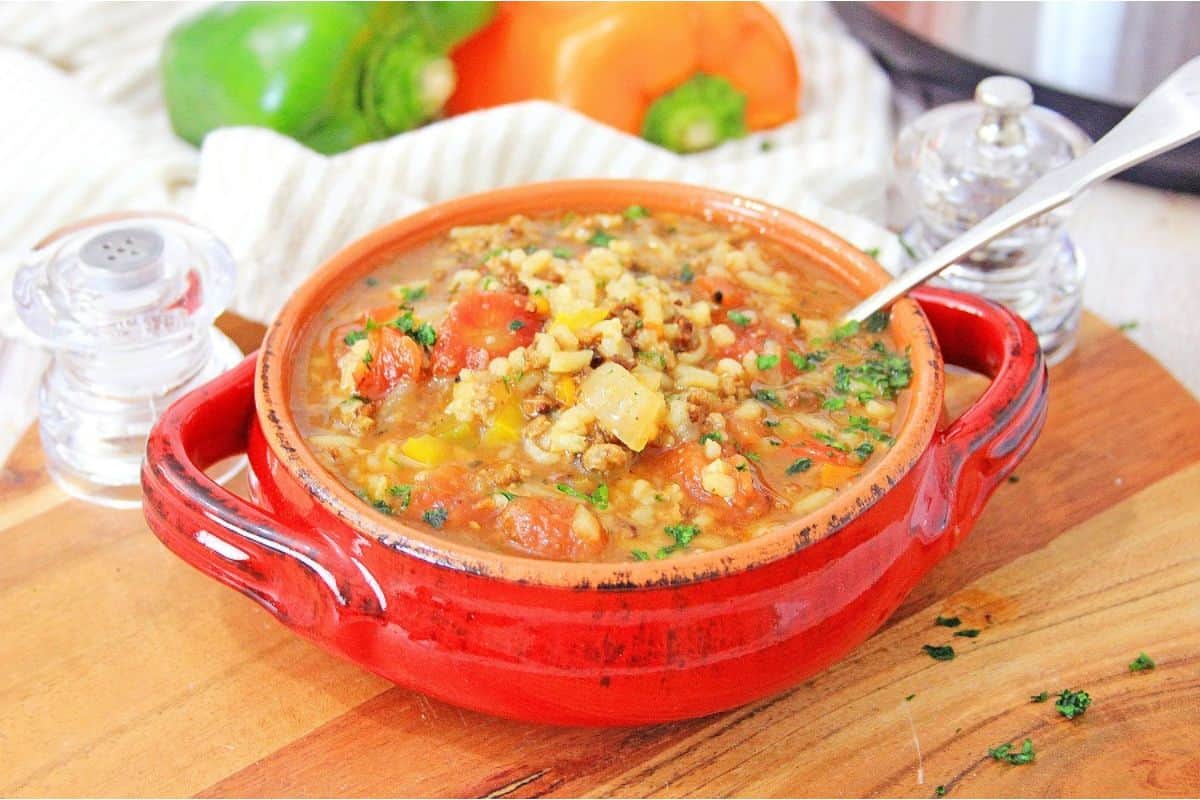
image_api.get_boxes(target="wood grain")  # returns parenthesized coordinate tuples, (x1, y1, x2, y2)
(0, 313, 1196, 798)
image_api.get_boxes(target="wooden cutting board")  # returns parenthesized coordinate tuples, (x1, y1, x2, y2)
(1, 312, 1197, 798)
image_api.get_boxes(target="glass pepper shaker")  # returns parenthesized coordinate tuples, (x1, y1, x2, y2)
(12, 213, 244, 508)
(893, 75, 1093, 364)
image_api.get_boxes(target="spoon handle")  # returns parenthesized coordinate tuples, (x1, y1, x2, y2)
(844, 55, 1200, 324)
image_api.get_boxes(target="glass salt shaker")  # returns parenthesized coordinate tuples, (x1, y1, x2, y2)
(12, 213, 244, 508)
(893, 76, 1093, 364)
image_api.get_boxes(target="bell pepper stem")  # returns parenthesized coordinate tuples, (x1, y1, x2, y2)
(363, 35, 457, 137)
(641, 73, 749, 154)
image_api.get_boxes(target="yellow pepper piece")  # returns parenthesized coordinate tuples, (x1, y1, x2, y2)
(482, 401, 524, 447)
(532, 294, 550, 315)
(401, 434, 452, 466)
(554, 375, 577, 406)
(818, 462, 860, 489)
(553, 306, 607, 333)
(434, 416, 475, 443)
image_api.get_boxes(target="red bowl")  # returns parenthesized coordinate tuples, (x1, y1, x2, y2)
(142, 180, 1046, 726)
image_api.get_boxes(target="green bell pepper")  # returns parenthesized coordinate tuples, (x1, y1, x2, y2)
(162, 1, 495, 154)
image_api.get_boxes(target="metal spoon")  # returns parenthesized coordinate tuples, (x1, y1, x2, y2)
(843, 55, 1200, 324)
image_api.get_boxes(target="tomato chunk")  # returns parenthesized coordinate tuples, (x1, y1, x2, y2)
(497, 496, 606, 561)
(356, 327, 425, 401)
(403, 465, 493, 529)
(693, 275, 748, 310)
(431, 291, 543, 375)
(641, 443, 772, 523)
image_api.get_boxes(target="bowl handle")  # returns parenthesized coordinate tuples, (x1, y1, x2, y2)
(141, 354, 382, 627)
(911, 286, 1049, 547)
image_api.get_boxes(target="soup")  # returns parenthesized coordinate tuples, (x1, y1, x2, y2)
(294, 208, 911, 562)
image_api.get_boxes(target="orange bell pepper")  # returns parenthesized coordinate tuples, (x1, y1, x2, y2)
(447, 2, 801, 152)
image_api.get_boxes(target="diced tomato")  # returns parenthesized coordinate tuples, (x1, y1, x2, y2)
(357, 327, 424, 400)
(497, 496, 606, 561)
(404, 465, 493, 528)
(431, 291, 543, 376)
(641, 443, 772, 523)
(693, 275, 748, 311)
(714, 325, 767, 360)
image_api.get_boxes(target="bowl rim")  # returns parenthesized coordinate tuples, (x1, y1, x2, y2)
(257, 179, 944, 589)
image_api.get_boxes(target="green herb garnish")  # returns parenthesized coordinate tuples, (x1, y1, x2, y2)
(935, 615, 962, 628)
(556, 483, 610, 510)
(853, 441, 875, 460)
(862, 247, 880, 259)
(552, 246, 573, 259)
(388, 484, 413, 510)
(680, 264, 695, 283)
(699, 432, 724, 444)
(664, 523, 699, 547)
(588, 230, 615, 248)
(728, 310, 752, 327)
(753, 388, 781, 407)
(935, 785, 946, 797)
(364, 276, 379, 287)
(1129, 652, 1156, 672)
(1117, 320, 1139, 332)
(832, 319, 860, 342)
(361, 350, 373, 365)
(400, 285, 426, 304)
(822, 396, 846, 411)
(756, 353, 780, 370)
(371, 499, 392, 515)
(922, 644, 956, 661)
(1055, 689, 1091, 719)
(786, 458, 813, 475)
(814, 431, 850, 452)
(864, 309, 890, 333)
(989, 739, 1035, 765)
(496, 490, 517, 501)
(623, 204, 649, 220)
(343, 329, 368, 346)
(422, 505, 448, 529)
(509, 319, 526, 332)
(631, 549, 650, 561)
(412, 322, 437, 348)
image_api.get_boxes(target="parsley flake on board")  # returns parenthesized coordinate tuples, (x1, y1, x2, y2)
(1129, 652, 1156, 672)
(935, 615, 962, 628)
(935, 785, 946, 797)
(1030, 691, 1050, 703)
(422, 505, 448, 529)
(954, 629, 981, 638)
(588, 230, 615, 247)
(1055, 689, 1092, 719)
(989, 739, 1035, 765)
(922, 644, 955, 661)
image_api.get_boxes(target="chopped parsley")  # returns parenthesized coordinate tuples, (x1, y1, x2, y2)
(508, 319, 526, 332)
(496, 490, 517, 501)
(1030, 691, 1050, 703)
(989, 739, 1035, 765)
(954, 629, 981, 638)
(483, 247, 505, 261)
(399, 285, 426, 304)
(759, 139, 774, 152)
(361, 350, 373, 365)
(364, 276, 379, 287)
(655, 523, 701, 558)
(371, 499, 392, 515)
(588, 230, 615, 248)
(786, 457, 813, 475)
(1008, 474, 1021, 484)
(556, 482, 610, 510)
(756, 353, 780, 370)
(699, 431, 724, 444)
(833, 344, 912, 400)
(552, 246, 573, 259)
(1117, 320, 1139, 332)
(905, 693, 916, 701)
(631, 549, 650, 561)
(741, 451, 761, 463)
(831, 319, 860, 342)
(935, 615, 962, 628)
(728, 310, 752, 327)
(422, 505, 448, 529)
(853, 442, 875, 460)
(350, 393, 368, 404)
(814, 431, 850, 452)
(864, 309, 891, 333)
(790, 312, 803, 328)
(1055, 689, 1091, 719)
(680, 263, 695, 283)
(753, 388, 781, 407)
(822, 396, 846, 411)
(922, 644, 955, 661)
(343, 329, 368, 346)
(862, 247, 880, 259)
(388, 484, 413, 510)
(412, 322, 437, 348)
(638, 350, 667, 368)
(1129, 652, 1156, 672)
(623, 204, 649, 220)
(899, 236, 920, 261)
